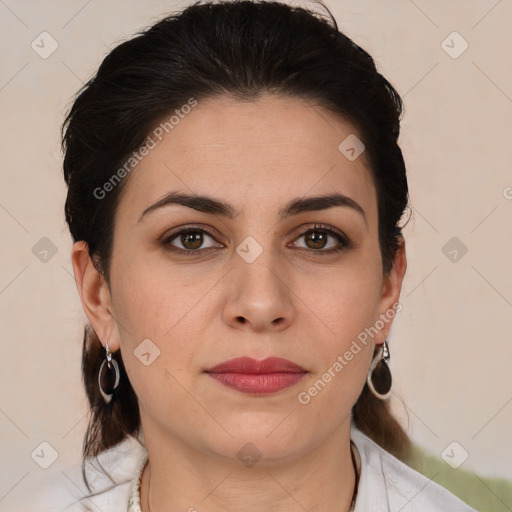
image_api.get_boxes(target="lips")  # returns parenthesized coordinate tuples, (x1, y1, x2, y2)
(205, 357, 307, 395)
(206, 356, 306, 374)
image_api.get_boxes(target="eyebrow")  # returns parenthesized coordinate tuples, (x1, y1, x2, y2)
(137, 191, 367, 225)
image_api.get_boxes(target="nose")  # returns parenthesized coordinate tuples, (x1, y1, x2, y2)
(222, 245, 295, 333)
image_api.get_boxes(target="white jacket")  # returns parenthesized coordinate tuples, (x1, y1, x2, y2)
(10, 425, 477, 512)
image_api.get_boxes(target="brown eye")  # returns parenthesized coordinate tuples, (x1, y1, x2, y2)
(292, 226, 350, 254)
(304, 231, 329, 250)
(179, 231, 204, 250)
(162, 228, 220, 253)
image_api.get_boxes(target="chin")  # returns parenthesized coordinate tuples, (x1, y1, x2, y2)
(206, 419, 313, 466)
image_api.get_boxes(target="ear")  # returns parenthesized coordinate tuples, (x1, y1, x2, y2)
(71, 241, 120, 352)
(374, 236, 407, 345)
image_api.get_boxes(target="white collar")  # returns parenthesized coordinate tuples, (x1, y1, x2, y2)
(127, 452, 148, 512)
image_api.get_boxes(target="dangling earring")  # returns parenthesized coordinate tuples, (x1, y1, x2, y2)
(98, 339, 120, 404)
(367, 339, 392, 400)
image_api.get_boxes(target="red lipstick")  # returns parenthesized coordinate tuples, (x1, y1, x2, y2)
(205, 357, 307, 395)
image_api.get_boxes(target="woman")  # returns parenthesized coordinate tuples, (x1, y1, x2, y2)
(22, 1, 477, 510)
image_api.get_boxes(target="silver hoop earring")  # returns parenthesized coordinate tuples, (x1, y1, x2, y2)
(98, 340, 120, 404)
(367, 339, 392, 400)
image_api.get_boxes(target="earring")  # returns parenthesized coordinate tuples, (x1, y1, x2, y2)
(98, 339, 120, 404)
(367, 339, 392, 400)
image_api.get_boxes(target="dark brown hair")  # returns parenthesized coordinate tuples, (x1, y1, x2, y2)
(62, 0, 412, 490)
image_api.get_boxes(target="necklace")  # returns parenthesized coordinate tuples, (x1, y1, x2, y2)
(129, 442, 360, 512)
(349, 439, 361, 510)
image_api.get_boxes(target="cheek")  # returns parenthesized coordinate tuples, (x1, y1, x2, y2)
(108, 261, 199, 380)
(110, 254, 224, 391)
(303, 259, 383, 344)
(295, 254, 382, 400)
(111, 263, 207, 421)
(295, 279, 377, 423)
(112, 250, 210, 338)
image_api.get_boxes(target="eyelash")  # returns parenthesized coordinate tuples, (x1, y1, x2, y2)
(160, 223, 351, 256)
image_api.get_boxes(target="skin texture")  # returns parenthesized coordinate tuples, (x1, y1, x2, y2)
(72, 94, 407, 512)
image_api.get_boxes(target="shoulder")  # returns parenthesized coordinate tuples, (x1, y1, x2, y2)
(9, 435, 147, 512)
(350, 425, 477, 512)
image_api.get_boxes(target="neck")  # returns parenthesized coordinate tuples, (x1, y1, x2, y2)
(139, 418, 356, 512)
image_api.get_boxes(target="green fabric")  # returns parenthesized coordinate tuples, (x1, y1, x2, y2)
(406, 445, 512, 511)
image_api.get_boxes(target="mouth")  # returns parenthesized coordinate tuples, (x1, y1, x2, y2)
(204, 356, 307, 395)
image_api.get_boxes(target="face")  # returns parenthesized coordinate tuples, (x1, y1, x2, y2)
(75, 94, 405, 464)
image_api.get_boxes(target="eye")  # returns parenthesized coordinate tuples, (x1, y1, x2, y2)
(291, 224, 350, 253)
(161, 226, 222, 253)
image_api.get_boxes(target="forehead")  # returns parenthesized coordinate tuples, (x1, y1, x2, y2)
(117, 94, 377, 224)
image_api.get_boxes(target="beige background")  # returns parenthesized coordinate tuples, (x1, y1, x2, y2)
(1, 0, 511, 506)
